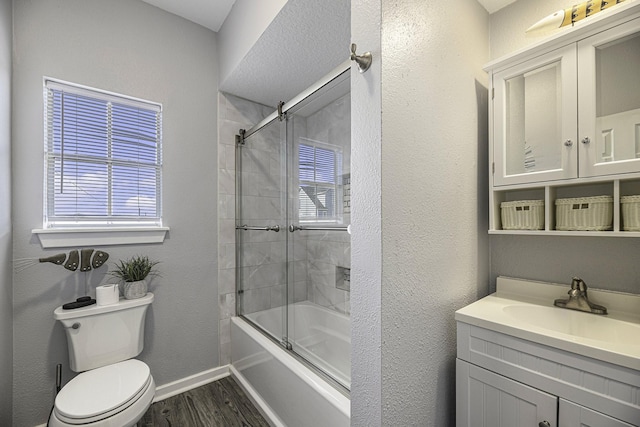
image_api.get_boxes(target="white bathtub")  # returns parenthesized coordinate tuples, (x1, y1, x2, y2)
(231, 302, 350, 427)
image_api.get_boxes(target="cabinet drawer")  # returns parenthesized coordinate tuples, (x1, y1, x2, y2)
(457, 322, 640, 425)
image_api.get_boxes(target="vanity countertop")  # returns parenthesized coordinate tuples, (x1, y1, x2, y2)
(455, 277, 640, 371)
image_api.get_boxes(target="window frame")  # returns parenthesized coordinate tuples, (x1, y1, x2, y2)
(34, 78, 168, 248)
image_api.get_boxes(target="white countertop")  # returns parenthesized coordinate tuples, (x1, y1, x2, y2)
(455, 277, 640, 371)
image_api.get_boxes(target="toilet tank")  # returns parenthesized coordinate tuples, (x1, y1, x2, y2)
(54, 293, 154, 372)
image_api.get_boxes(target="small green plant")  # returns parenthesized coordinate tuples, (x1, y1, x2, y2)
(110, 255, 160, 283)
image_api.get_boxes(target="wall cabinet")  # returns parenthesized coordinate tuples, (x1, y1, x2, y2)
(456, 323, 640, 427)
(487, 3, 640, 235)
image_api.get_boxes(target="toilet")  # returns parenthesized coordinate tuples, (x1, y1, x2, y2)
(49, 293, 155, 427)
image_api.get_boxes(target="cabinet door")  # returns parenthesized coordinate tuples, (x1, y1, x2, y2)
(578, 18, 640, 178)
(559, 399, 636, 427)
(493, 44, 578, 186)
(456, 359, 557, 427)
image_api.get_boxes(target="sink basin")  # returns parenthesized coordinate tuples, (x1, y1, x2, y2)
(503, 304, 640, 347)
(455, 277, 640, 371)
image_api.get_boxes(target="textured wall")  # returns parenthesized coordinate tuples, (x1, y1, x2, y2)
(217, 0, 288, 88)
(350, 0, 383, 425)
(12, 1, 219, 425)
(489, 0, 640, 295)
(219, 0, 350, 107)
(0, 0, 12, 424)
(380, 0, 490, 425)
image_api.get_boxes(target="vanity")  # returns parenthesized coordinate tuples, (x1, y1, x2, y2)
(455, 277, 640, 427)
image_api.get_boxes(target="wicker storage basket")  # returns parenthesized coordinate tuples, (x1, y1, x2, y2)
(621, 195, 640, 231)
(500, 200, 544, 230)
(555, 195, 612, 231)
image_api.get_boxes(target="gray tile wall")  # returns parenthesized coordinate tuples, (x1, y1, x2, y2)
(217, 93, 272, 364)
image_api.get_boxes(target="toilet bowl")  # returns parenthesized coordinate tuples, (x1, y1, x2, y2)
(50, 294, 155, 427)
(48, 360, 155, 427)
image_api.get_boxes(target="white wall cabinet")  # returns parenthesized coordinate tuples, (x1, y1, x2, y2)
(487, 3, 640, 235)
(456, 323, 640, 427)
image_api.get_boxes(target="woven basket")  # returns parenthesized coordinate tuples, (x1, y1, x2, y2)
(621, 195, 640, 231)
(500, 200, 544, 230)
(555, 196, 612, 231)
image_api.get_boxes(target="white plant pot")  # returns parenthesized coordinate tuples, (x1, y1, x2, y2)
(123, 279, 147, 300)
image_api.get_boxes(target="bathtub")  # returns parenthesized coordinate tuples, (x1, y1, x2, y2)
(231, 302, 350, 427)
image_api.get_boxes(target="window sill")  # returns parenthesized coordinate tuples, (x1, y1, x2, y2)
(32, 227, 170, 249)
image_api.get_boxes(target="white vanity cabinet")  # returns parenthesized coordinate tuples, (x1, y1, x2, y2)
(488, 2, 640, 234)
(456, 323, 640, 427)
(560, 399, 636, 427)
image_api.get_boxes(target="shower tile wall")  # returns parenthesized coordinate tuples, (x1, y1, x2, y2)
(237, 118, 290, 315)
(217, 93, 272, 364)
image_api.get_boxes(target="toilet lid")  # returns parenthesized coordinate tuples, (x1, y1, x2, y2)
(55, 359, 151, 420)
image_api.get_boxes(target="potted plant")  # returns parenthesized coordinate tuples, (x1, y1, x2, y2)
(110, 255, 160, 299)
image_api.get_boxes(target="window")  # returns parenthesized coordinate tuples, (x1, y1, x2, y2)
(43, 79, 162, 228)
(298, 138, 342, 222)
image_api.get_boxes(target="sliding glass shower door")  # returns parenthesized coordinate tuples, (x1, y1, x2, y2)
(236, 68, 351, 390)
(235, 118, 288, 345)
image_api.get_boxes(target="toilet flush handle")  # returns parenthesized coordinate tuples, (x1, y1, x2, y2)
(65, 322, 81, 330)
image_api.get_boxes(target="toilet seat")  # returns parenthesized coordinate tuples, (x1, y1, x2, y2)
(52, 359, 154, 426)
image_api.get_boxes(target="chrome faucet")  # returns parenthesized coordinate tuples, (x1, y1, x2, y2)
(553, 277, 608, 315)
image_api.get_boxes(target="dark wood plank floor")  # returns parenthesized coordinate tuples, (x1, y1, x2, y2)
(141, 376, 270, 427)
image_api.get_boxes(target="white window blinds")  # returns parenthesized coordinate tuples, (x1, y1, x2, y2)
(44, 80, 162, 228)
(298, 140, 342, 221)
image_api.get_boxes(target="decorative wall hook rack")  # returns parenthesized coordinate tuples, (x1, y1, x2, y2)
(350, 43, 372, 74)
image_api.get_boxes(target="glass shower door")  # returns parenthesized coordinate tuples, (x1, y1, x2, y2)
(286, 70, 351, 389)
(235, 67, 351, 391)
(236, 118, 288, 345)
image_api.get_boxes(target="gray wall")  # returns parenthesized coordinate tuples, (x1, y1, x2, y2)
(489, 0, 640, 295)
(12, 1, 219, 425)
(379, 0, 490, 424)
(350, 0, 382, 423)
(351, 0, 490, 425)
(0, 0, 12, 424)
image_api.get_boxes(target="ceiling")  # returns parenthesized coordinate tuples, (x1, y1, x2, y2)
(140, 0, 236, 32)
(142, 0, 518, 33)
(478, 0, 518, 14)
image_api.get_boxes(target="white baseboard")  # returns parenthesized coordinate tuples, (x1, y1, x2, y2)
(153, 365, 230, 402)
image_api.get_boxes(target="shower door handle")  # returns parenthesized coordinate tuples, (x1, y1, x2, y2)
(289, 225, 349, 232)
(236, 224, 280, 232)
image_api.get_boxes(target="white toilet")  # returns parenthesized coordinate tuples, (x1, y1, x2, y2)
(49, 293, 155, 427)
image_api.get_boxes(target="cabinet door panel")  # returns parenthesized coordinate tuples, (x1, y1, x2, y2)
(559, 399, 636, 427)
(578, 18, 640, 177)
(456, 359, 557, 427)
(493, 44, 578, 186)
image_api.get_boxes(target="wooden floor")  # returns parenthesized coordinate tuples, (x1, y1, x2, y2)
(141, 376, 270, 427)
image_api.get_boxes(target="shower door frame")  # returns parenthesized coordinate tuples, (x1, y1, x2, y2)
(235, 61, 351, 394)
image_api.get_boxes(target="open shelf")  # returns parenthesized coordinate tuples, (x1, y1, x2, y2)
(490, 176, 640, 236)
